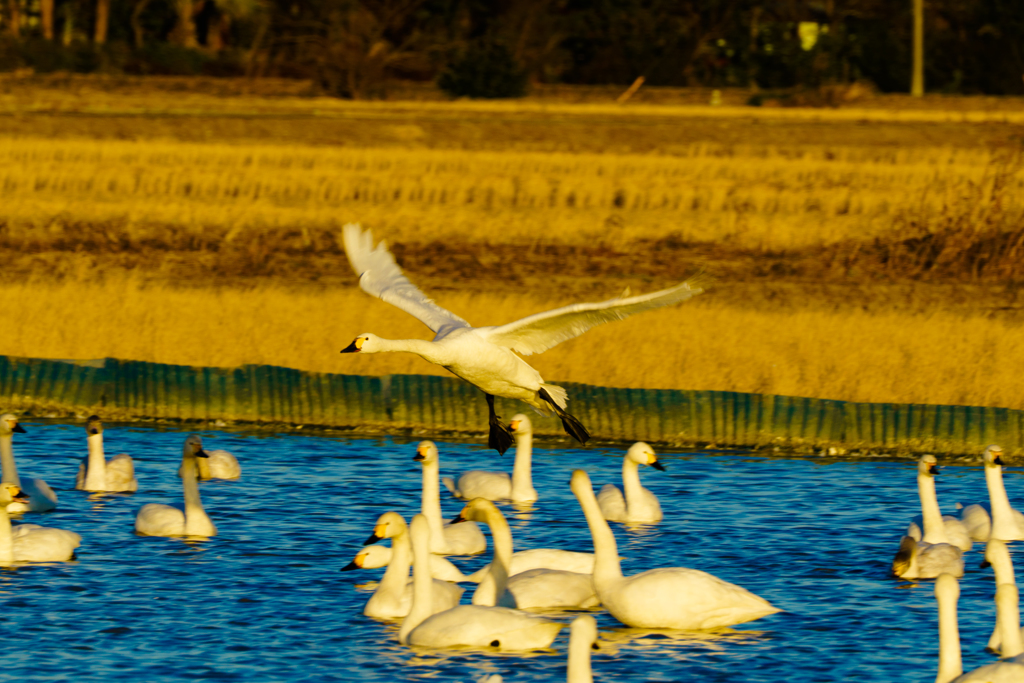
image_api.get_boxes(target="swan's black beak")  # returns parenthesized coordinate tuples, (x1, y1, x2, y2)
(340, 341, 360, 354)
(412, 453, 425, 462)
(995, 455, 1005, 466)
(364, 532, 382, 545)
(981, 559, 992, 569)
(196, 448, 210, 459)
(651, 461, 666, 472)
(12, 490, 29, 503)
(450, 512, 466, 524)
(340, 561, 360, 572)
(929, 465, 940, 475)
(13, 423, 25, 433)
(591, 642, 600, 650)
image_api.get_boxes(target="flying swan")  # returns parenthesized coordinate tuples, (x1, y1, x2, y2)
(340, 223, 703, 454)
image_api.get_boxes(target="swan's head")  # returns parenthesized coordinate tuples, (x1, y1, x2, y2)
(934, 572, 960, 603)
(365, 511, 407, 544)
(918, 454, 939, 477)
(183, 435, 210, 459)
(569, 469, 593, 498)
(627, 442, 664, 471)
(451, 497, 500, 525)
(509, 414, 532, 437)
(981, 539, 1009, 569)
(341, 333, 382, 355)
(86, 415, 103, 436)
(413, 441, 438, 465)
(0, 483, 29, 507)
(983, 444, 1005, 467)
(341, 544, 392, 572)
(569, 614, 600, 651)
(0, 413, 25, 437)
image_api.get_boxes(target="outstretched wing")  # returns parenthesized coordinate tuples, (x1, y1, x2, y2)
(480, 280, 704, 356)
(343, 223, 471, 336)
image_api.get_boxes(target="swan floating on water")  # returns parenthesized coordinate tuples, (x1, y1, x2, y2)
(414, 441, 486, 556)
(135, 435, 217, 538)
(75, 416, 138, 493)
(959, 445, 1024, 542)
(0, 414, 58, 513)
(893, 455, 966, 579)
(571, 468, 779, 629)
(197, 449, 241, 480)
(443, 414, 539, 503)
(0, 484, 80, 564)
(340, 223, 703, 454)
(905, 454, 971, 551)
(596, 442, 664, 524)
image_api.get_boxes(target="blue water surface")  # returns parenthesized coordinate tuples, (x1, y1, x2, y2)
(1, 420, 1020, 682)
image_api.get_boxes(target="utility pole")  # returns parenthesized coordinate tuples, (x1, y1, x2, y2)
(911, 0, 924, 96)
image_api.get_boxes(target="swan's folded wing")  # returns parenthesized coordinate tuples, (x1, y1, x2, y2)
(481, 280, 703, 356)
(343, 223, 471, 336)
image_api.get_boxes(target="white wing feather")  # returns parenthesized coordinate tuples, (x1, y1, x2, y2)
(343, 224, 471, 336)
(481, 280, 703, 356)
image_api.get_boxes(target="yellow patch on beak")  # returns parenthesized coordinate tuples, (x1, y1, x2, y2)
(355, 337, 366, 350)
(372, 523, 387, 538)
(510, 419, 521, 432)
(647, 454, 657, 464)
(354, 553, 366, 568)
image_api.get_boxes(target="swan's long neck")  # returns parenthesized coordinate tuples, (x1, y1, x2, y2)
(0, 506, 14, 564)
(482, 507, 514, 607)
(621, 458, 644, 513)
(420, 458, 446, 552)
(180, 456, 211, 535)
(510, 431, 536, 501)
(0, 435, 20, 487)
(987, 541, 1017, 586)
(85, 433, 107, 490)
(399, 517, 434, 645)
(375, 338, 449, 365)
(378, 527, 413, 600)
(567, 626, 593, 683)
(986, 465, 1019, 541)
(936, 582, 963, 683)
(574, 480, 623, 592)
(196, 455, 211, 480)
(997, 583, 1024, 658)
(918, 474, 950, 544)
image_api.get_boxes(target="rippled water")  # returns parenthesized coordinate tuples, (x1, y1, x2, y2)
(2, 420, 1021, 682)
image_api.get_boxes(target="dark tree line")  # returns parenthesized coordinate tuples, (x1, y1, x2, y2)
(2, 0, 1022, 97)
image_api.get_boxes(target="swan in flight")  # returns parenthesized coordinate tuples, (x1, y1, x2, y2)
(135, 435, 217, 538)
(597, 442, 665, 523)
(905, 455, 971, 551)
(341, 224, 704, 454)
(0, 414, 58, 512)
(958, 445, 1024, 542)
(75, 416, 138, 493)
(443, 414, 539, 502)
(0, 484, 80, 564)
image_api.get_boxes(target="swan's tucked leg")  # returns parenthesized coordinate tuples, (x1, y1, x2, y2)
(485, 394, 515, 456)
(538, 388, 590, 446)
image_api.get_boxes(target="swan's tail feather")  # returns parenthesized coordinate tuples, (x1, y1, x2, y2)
(540, 384, 568, 410)
(538, 387, 590, 446)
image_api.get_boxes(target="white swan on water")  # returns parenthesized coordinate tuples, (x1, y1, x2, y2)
(959, 445, 1024, 542)
(905, 454, 971, 551)
(414, 441, 486, 556)
(471, 614, 601, 683)
(340, 223, 703, 454)
(342, 543, 472, 583)
(0, 414, 58, 513)
(597, 442, 664, 524)
(197, 449, 241, 480)
(399, 514, 564, 650)
(571, 468, 779, 629)
(443, 414, 538, 503)
(349, 511, 463, 619)
(893, 455, 965, 580)
(135, 435, 217, 538)
(75, 416, 138, 493)
(0, 484, 80, 564)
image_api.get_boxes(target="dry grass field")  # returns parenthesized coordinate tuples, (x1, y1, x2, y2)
(2, 75, 1023, 410)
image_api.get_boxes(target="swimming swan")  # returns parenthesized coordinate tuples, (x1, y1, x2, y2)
(443, 415, 539, 503)
(478, 614, 601, 683)
(351, 511, 464, 618)
(342, 543, 473, 583)
(959, 445, 1024, 542)
(982, 540, 1023, 652)
(0, 484, 80, 563)
(905, 455, 971, 551)
(596, 442, 664, 524)
(934, 573, 1024, 683)
(340, 223, 703, 454)
(399, 514, 564, 650)
(75, 416, 138, 492)
(414, 441, 486, 556)
(453, 497, 598, 610)
(135, 435, 217, 538)
(571, 469, 779, 629)
(0, 414, 58, 513)
(891, 535, 964, 580)
(197, 449, 241, 480)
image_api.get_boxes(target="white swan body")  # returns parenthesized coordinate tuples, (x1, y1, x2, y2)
(414, 441, 486, 556)
(892, 535, 964, 580)
(463, 548, 596, 583)
(983, 540, 1023, 652)
(906, 455, 971, 551)
(343, 544, 472, 583)
(456, 497, 598, 610)
(74, 416, 138, 493)
(597, 442, 664, 523)
(0, 414, 58, 512)
(135, 435, 217, 537)
(959, 445, 1024, 542)
(572, 468, 778, 629)
(443, 415, 538, 503)
(934, 573, 1024, 683)
(0, 484, 80, 563)
(340, 224, 703, 453)
(351, 511, 463, 619)
(400, 514, 564, 650)
(473, 614, 600, 683)
(197, 449, 241, 480)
